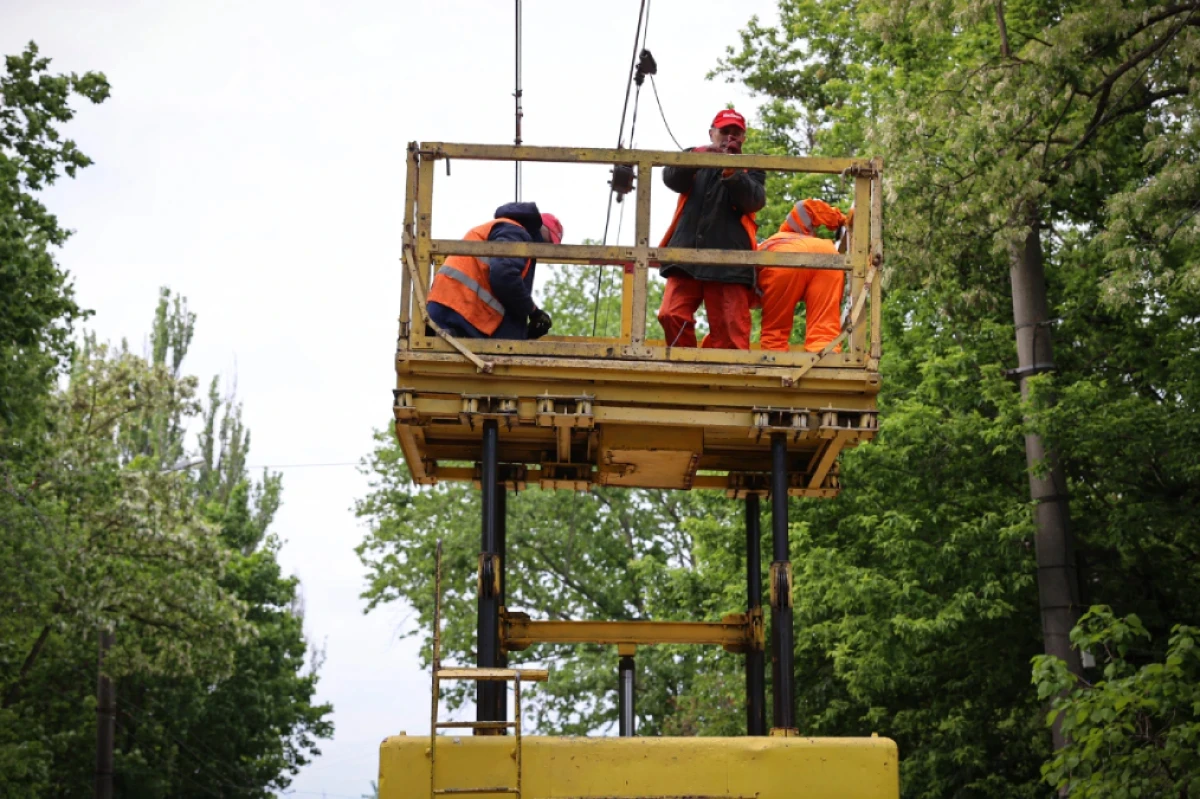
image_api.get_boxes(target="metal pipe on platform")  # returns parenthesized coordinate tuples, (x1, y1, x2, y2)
(477, 419, 500, 725)
(745, 494, 766, 736)
(618, 654, 636, 736)
(770, 433, 796, 732)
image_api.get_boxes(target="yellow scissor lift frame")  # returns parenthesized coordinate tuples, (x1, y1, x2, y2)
(395, 142, 882, 496)
(383, 143, 897, 799)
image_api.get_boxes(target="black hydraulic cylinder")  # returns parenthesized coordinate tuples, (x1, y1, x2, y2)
(494, 481, 508, 727)
(770, 433, 796, 731)
(745, 494, 767, 736)
(477, 420, 500, 724)
(618, 655, 636, 736)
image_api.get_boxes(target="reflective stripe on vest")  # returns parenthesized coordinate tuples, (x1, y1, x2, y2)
(436, 263, 506, 316)
(784, 204, 814, 235)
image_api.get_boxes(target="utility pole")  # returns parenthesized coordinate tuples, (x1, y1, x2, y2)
(95, 628, 115, 799)
(1009, 219, 1083, 751)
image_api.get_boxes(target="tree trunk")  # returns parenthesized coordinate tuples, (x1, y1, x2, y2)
(1009, 219, 1083, 751)
(96, 628, 115, 799)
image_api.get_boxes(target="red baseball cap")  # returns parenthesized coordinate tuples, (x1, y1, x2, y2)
(541, 213, 563, 244)
(711, 109, 746, 130)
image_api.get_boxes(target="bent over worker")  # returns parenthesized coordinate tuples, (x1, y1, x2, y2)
(657, 109, 766, 349)
(427, 202, 563, 340)
(758, 199, 848, 352)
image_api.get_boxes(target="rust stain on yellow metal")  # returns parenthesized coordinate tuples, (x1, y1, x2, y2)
(380, 735, 899, 799)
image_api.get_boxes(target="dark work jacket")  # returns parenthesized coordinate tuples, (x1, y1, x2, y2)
(428, 201, 545, 339)
(660, 149, 766, 286)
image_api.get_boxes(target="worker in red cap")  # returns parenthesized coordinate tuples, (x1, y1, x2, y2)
(757, 199, 848, 352)
(427, 202, 562, 340)
(657, 108, 765, 349)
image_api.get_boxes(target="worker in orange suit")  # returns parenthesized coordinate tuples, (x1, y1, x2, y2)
(757, 199, 849, 352)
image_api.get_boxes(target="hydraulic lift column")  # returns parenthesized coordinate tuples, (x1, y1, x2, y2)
(745, 494, 767, 735)
(476, 419, 500, 727)
(494, 480, 508, 725)
(618, 645, 636, 736)
(770, 434, 796, 733)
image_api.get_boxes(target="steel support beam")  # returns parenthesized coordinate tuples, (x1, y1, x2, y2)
(500, 613, 759, 651)
(476, 420, 500, 727)
(618, 654, 636, 737)
(745, 494, 767, 736)
(770, 434, 796, 732)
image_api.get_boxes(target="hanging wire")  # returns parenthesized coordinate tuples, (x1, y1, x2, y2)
(649, 75, 683, 150)
(591, 0, 651, 337)
(592, 0, 654, 336)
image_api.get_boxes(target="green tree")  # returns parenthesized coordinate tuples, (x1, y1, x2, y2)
(0, 290, 332, 797)
(1034, 608, 1200, 797)
(0, 334, 251, 795)
(99, 291, 333, 798)
(0, 41, 108, 442)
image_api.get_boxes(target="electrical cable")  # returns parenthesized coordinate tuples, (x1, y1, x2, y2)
(592, 0, 654, 336)
(245, 461, 359, 469)
(591, 0, 651, 336)
(649, 75, 683, 150)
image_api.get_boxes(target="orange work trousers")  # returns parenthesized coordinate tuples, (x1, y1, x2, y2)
(657, 274, 753, 349)
(757, 232, 844, 352)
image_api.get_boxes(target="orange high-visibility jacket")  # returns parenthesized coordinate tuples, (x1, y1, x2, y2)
(783, 198, 847, 237)
(758, 231, 844, 352)
(427, 218, 532, 336)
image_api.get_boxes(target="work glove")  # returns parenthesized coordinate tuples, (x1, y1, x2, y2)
(527, 308, 552, 340)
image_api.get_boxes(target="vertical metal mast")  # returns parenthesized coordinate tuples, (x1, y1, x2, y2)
(513, 0, 523, 200)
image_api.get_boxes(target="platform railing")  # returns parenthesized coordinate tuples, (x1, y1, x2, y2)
(400, 142, 882, 374)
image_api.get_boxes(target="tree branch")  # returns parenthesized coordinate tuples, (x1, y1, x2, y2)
(2, 621, 55, 708)
(996, 0, 1012, 58)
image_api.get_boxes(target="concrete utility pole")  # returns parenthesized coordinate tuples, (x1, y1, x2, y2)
(95, 628, 115, 799)
(1009, 220, 1083, 751)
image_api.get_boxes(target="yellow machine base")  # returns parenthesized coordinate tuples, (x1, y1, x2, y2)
(380, 734, 899, 798)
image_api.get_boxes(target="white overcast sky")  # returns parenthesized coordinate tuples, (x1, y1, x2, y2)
(2, 1, 779, 796)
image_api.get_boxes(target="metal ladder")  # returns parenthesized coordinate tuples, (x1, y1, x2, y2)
(429, 542, 548, 798)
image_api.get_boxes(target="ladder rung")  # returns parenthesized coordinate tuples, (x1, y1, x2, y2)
(437, 667, 549, 682)
(435, 720, 515, 730)
(433, 789, 518, 795)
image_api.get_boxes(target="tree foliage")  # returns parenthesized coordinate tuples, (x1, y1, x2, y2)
(1, 289, 333, 797)
(0, 41, 108, 440)
(1034, 607, 1200, 797)
(2, 42, 331, 795)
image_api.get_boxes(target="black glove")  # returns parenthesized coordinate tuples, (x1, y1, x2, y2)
(527, 308, 552, 340)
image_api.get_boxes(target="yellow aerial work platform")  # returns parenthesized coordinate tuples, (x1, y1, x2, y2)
(395, 142, 883, 496)
(385, 144, 895, 799)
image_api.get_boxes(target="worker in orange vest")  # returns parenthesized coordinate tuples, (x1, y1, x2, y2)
(757, 199, 849, 352)
(427, 202, 563, 340)
(657, 109, 765, 349)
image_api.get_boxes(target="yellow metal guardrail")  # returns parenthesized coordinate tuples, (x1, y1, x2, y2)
(399, 143, 883, 374)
